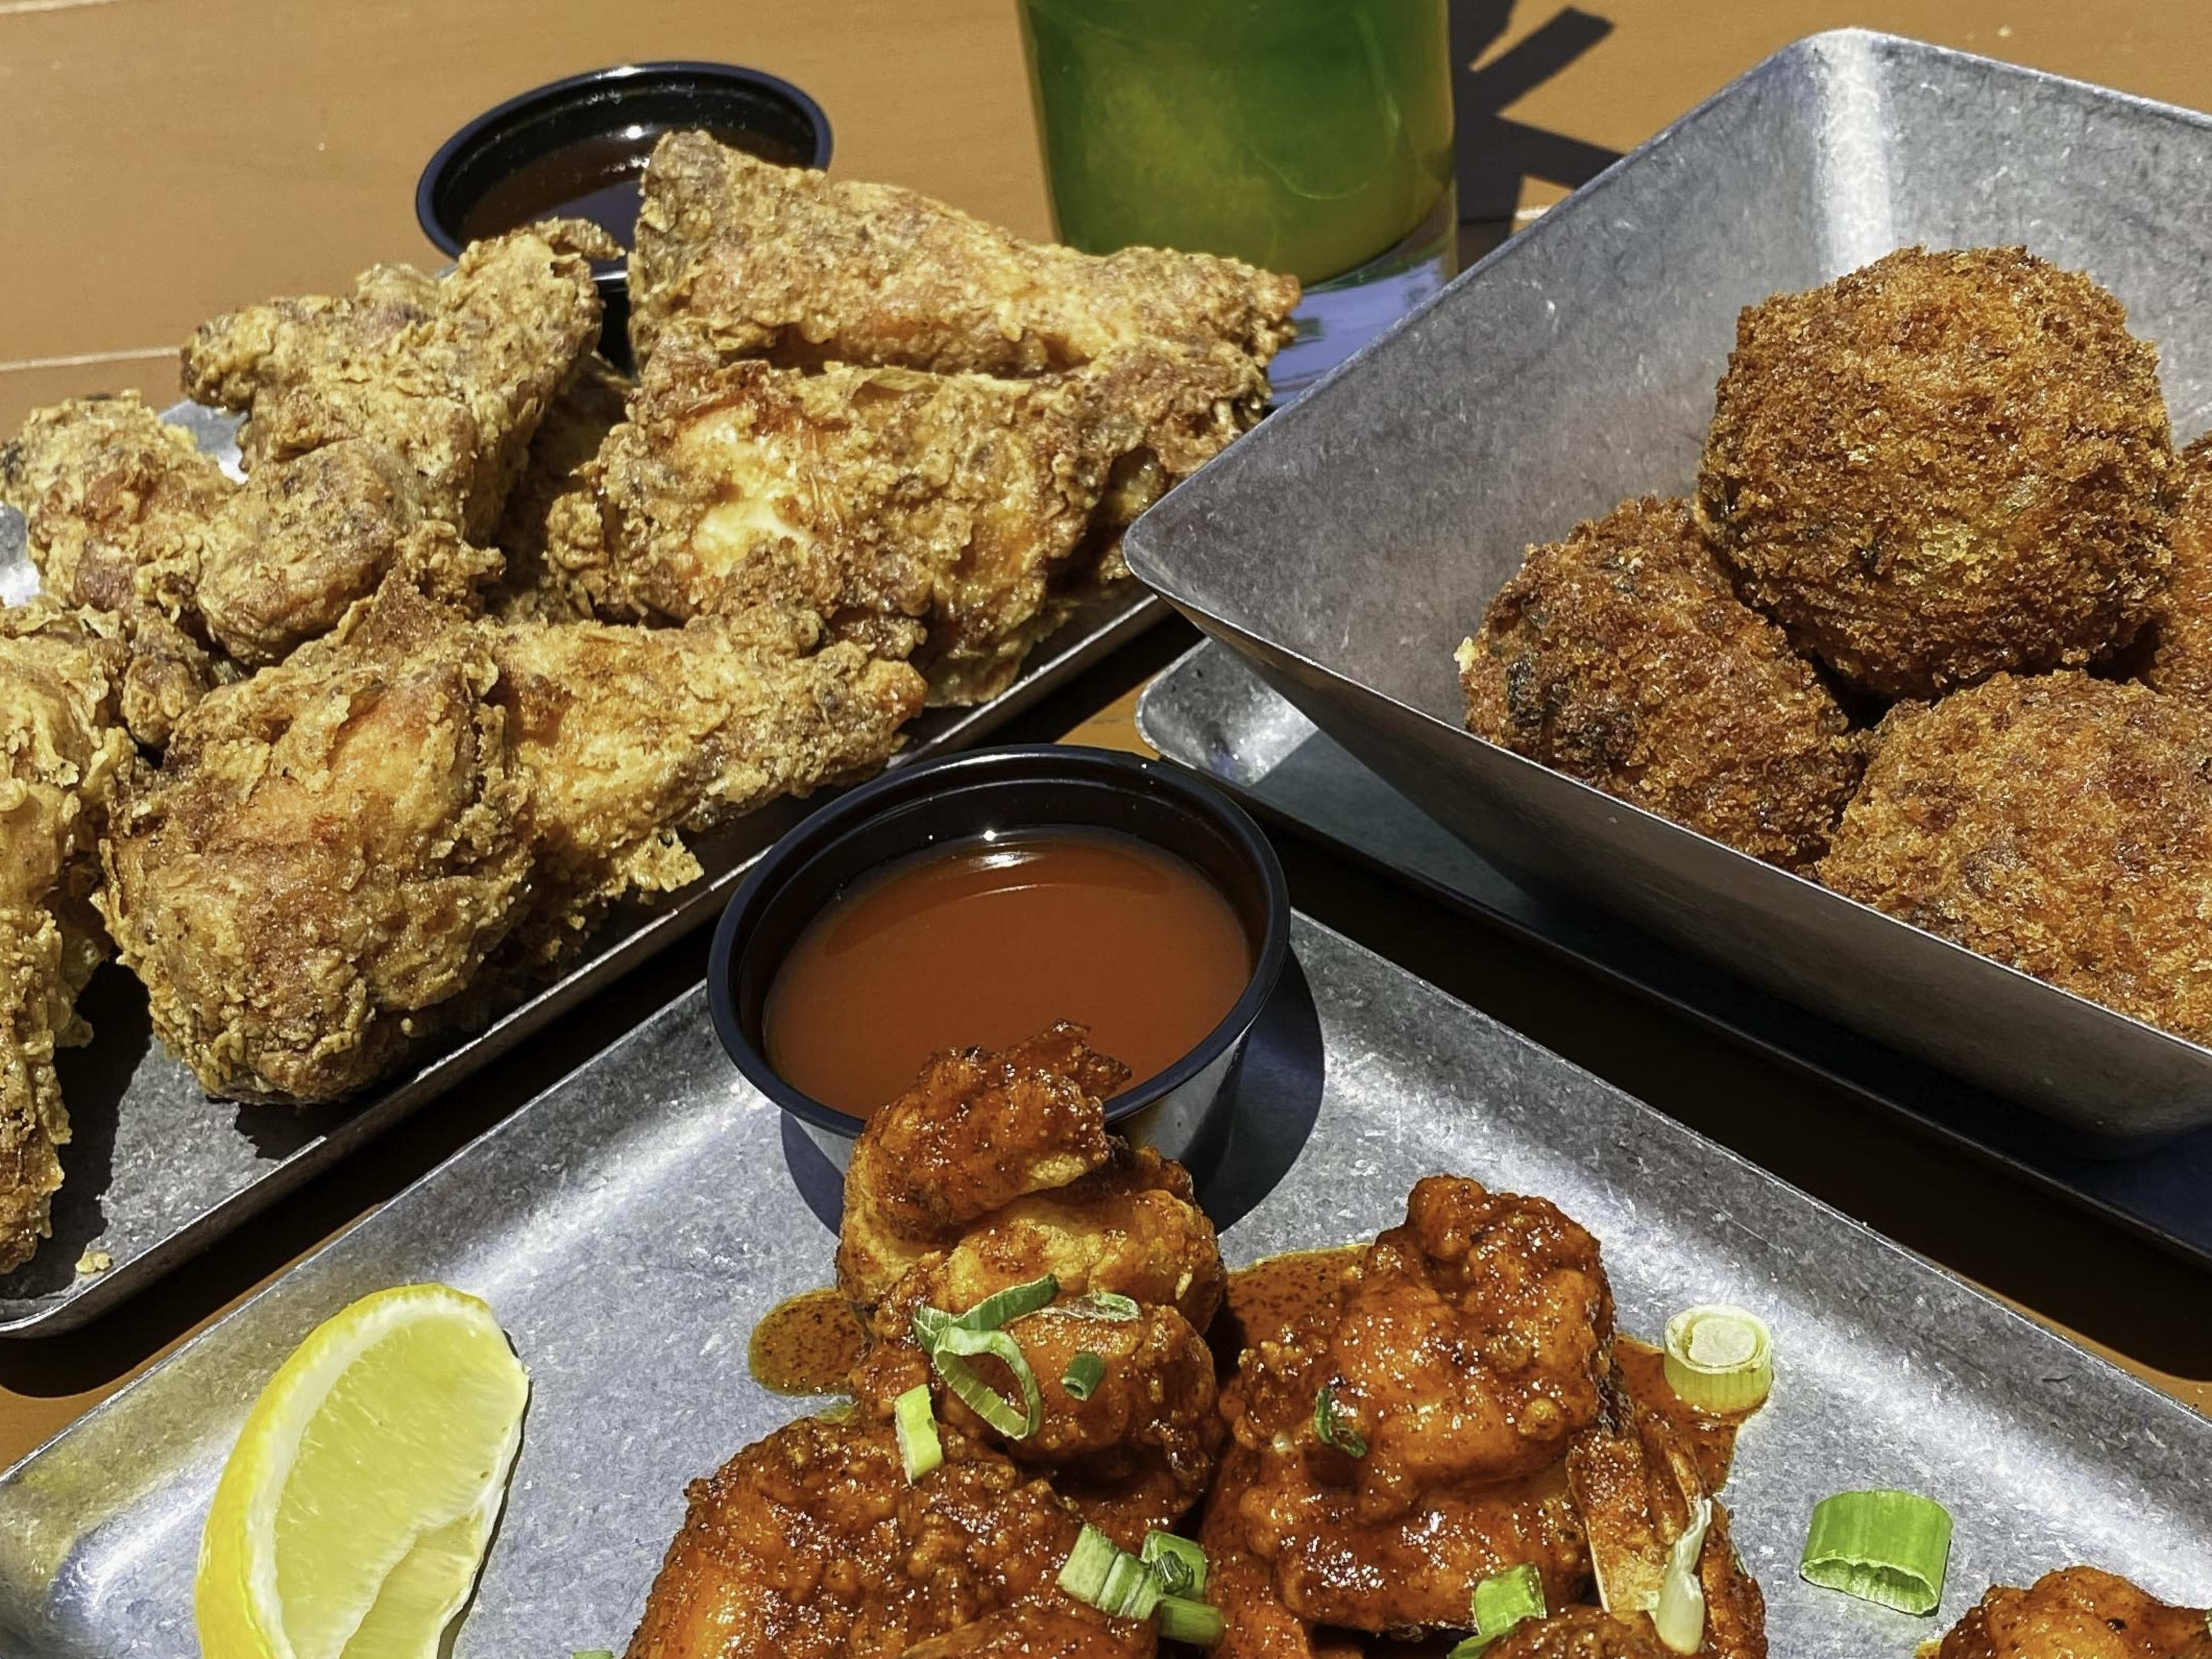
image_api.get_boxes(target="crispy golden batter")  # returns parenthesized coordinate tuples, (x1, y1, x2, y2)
(0, 602, 134, 1267)
(487, 353, 634, 623)
(567, 342, 1264, 703)
(625, 1416, 1153, 1659)
(838, 1025, 1224, 1541)
(1937, 1567, 2211, 1658)
(2142, 435, 2212, 699)
(1209, 1177, 1761, 1658)
(99, 584, 534, 1102)
(1819, 672, 2212, 1045)
(1695, 246, 2175, 698)
(1458, 497, 1861, 871)
(485, 609, 925, 970)
(628, 131, 1299, 378)
(102, 578, 924, 1101)
(164, 221, 614, 662)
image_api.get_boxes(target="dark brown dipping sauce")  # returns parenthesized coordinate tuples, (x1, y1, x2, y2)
(764, 828, 1254, 1119)
(1616, 1335, 1752, 1487)
(457, 126, 812, 247)
(747, 1287, 867, 1396)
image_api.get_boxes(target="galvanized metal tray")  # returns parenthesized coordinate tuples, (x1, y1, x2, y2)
(2, 914, 2205, 1657)
(1122, 28, 2212, 1142)
(1138, 637, 2212, 1270)
(0, 410, 1165, 1335)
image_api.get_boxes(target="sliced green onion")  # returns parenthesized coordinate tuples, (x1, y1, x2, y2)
(1653, 1497, 1713, 1654)
(572, 1652, 616, 1658)
(912, 1317, 1044, 1438)
(1664, 1305, 1775, 1415)
(1063, 1289, 1142, 1321)
(1443, 1563, 1547, 1657)
(1158, 1596, 1225, 1645)
(1100, 1552, 1164, 1621)
(1313, 1385, 1367, 1458)
(1799, 1490, 1953, 1616)
(893, 1382, 942, 1481)
(1063, 1351, 1106, 1401)
(1059, 1524, 1123, 1604)
(914, 1274, 1062, 1347)
(1142, 1531, 1209, 1598)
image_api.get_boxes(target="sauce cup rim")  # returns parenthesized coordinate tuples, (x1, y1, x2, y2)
(707, 743, 1291, 1143)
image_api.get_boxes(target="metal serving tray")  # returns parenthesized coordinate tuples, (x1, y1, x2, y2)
(1139, 638, 2212, 1268)
(0, 412, 1164, 1335)
(2, 915, 2206, 1657)
(1122, 29, 2212, 1142)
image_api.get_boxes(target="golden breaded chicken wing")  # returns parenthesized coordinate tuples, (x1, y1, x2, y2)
(99, 584, 533, 1103)
(627, 131, 1299, 378)
(0, 602, 134, 1268)
(626, 1416, 1154, 1659)
(487, 352, 634, 623)
(1937, 1567, 2210, 1658)
(2142, 434, 2212, 700)
(567, 342, 1264, 703)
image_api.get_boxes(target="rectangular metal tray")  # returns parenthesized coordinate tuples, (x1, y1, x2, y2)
(0, 435, 1165, 1335)
(1121, 28, 2212, 1143)
(1139, 637, 2212, 1269)
(1, 914, 2205, 1657)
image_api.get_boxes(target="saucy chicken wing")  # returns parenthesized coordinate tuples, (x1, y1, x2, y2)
(1937, 1568, 2211, 1659)
(0, 602, 135, 1267)
(627, 132, 1300, 380)
(1207, 1177, 1762, 1659)
(626, 1416, 1153, 1659)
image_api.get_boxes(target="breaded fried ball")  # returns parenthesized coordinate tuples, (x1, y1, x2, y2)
(1457, 495, 1862, 871)
(1820, 672, 2212, 1044)
(1696, 246, 2175, 698)
(2141, 433, 2212, 698)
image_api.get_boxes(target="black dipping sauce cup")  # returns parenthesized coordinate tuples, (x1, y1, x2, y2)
(416, 62, 832, 369)
(710, 745, 1290, 1181)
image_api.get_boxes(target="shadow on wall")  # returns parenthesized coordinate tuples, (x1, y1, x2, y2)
(1453, 2, 1624, 232)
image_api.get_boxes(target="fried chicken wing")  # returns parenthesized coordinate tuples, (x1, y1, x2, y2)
(487, 353, 634, 623)
(1937, 1567, 2211, 1658)
(1819, 672, 2212, 1047)
(0, 601, 134, 1267)
(484, 608, 924, 969)
(1486, 1608, 1671, 1658)
(628, 132, 1299, 378)
(567, 341, 1264, 703)
(1696, 247, 2174, 698)
(1457, 496, 1862, 872)
(99, 583, 533, 1102)
(626, 1416, 1153, 1659)
(168, 220, 615, 662)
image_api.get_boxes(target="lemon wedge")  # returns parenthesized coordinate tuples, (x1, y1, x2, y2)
(195, 1283, 529, 1659)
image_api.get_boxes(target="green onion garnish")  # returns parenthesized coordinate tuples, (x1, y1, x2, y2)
(1063, 1289, 1142, 1321)
(1100, 1552, 1163, 1621)
(1799, 1490, 1953, 1616)
(893, 1383, 941, 1481)
(1063, 1351, 1105, 1401)
(1312, 1385, 1367, 1457)
(1141, 1531, 1209, 1598)
(1663, 1305, 1774, 1415)
(1158, 1596, 1225, 1645)
(913, 1321, 1044, 1438)
(1653, 1497, 1713, 1654)
(1059, 1524, 1122, 1604)
(914, 1274, 1060, 1344)
(1444, 1563, 1547, 1657)
(571, 1652, 615, 1658)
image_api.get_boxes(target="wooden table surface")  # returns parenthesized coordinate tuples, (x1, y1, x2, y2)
(5, 0, 2211, 1479)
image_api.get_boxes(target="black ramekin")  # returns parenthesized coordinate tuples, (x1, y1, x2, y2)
(710, 745, 1290, 1180)
(415, 62, 831, 368)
